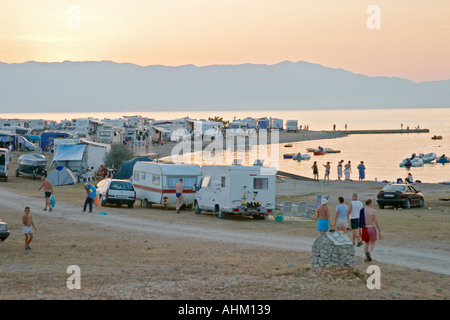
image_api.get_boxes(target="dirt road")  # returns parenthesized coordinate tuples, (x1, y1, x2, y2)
(2, 187, 448, 276)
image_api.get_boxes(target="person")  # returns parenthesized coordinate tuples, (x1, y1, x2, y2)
(83, 183, 93, 213)
(97, 165, 106, 180)
(362, 199, 382, 262)
(405, 173, 414, 184)
(22, 207, 37, 250)
(347, 193, 363, 246)
(311, 161, 319, 180)
(323, 162, 331, 181)
(175, 178, 185, 213)
(344, 161, 352, 181)
(333, 197, 349, 232)
(357, 161, 366, 181)
(337, 160, 343, 181)
(316, 198, 331, 234)
(38, 176, 54, 211)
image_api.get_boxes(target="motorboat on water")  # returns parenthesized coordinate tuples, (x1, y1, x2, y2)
(314, 149, 326, 156)
(293, 153, 311, 161)
(418, 152, 436, 163)
(323, 148, 341, 153)
(436, 155, 450, 164)
(431, 135, 443, 140)
(16, 153, 47, 179)
(284, 144, 293, 147)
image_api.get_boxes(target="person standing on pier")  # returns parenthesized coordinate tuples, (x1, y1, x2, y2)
(311, 161, 319, 180)
(344, 161, 352, 181)
(357, 161, 366, 181)
(337, 160, 343, 180)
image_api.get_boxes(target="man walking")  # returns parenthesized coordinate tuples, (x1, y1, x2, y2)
(22, 207, 37, 250)
(347, 193, 363, 246)
(83, 183, 93, 213)
(175, 178, 185, 213)
(362, 199, 382, 261)
(38, 176, 54, 211)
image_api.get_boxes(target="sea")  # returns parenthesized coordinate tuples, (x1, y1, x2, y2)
(1, 107, 450, 183)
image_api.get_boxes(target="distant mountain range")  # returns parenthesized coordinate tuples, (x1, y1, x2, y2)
(0, 60, 449, 113)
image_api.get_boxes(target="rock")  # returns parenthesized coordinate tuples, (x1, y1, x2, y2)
(311, 231, 355, 269)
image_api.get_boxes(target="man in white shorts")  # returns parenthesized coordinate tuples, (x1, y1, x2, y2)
(347, 193, 363, 246)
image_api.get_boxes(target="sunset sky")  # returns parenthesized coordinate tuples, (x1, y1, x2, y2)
(0, 0, 449, 82)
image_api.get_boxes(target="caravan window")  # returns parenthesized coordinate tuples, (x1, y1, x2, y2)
(141, 172, 146, 180)
(221, 176, 226, 188)
(253, 178, 268, 190)
(152, 174, 160, 185)
(167, 177, 197, 188)
(201, 176, 210, 188)
(134, 171, 140, 182)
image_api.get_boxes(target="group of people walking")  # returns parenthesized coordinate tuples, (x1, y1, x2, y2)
(311, 160, 366, 181)
(316, 193, 382, 262)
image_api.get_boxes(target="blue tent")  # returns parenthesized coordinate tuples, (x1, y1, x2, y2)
(113, 157, 153, 179)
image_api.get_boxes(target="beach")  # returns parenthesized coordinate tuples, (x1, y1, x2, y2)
(0, 147, 449, 300)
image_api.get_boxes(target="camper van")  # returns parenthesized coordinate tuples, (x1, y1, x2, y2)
(133, 162, 202, 209)
(0, 148, 9, 182)
(194, 163, 276, 219)
(286, 120, 298, 132)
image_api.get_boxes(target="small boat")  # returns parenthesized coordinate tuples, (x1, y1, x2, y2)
(306, 148, 316, 152)
(16, 153, 47, 179)
(399, 157, 423, 167)
(324, 148, 341, 153)
(284, 144, 293, 147)
(436, 156, 450, 164)
(283, 153, 295, 159)
(293, 153, 311, 161)
(418, 152, 436, 163)
(431, 135, 443, 140)
(314, 149, 327, 156)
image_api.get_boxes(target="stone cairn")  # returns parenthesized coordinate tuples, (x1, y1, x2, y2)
(311, 231, 355, 269)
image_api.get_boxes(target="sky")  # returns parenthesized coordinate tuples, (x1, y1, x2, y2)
(0, 0, 449, 82)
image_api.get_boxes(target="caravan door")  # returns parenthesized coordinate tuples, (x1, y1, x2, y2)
(0, 148, 9, 181)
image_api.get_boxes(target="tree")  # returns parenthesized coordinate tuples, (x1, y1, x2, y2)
(103, 144, 135, 169)
(208, 116, 230, 127)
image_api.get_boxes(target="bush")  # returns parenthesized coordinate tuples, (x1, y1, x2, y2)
(104, 144, 135, 168)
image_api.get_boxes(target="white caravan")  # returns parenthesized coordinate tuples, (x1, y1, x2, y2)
(194, 163, 276, 219)
(133, 162, 202, 209)
(286, 120, 298, 132)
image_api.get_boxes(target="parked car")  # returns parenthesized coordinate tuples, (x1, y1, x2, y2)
(96, 179, 136, 208)
(0, 220, 10, 241)
(376, 183, 424, 209)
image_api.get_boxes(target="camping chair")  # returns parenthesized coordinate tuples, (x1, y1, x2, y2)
(280, 201, 293, 221)
(306, 194, 329, 216)
(295, 201, 308, 218)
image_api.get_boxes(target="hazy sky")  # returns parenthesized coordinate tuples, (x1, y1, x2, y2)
(1, 0, 449, 82)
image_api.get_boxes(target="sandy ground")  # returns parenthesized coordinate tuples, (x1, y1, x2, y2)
(0, 147, 449, 300)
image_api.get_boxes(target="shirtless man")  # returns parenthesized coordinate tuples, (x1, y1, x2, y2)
(22, 207, 37, 250)
(175, 178, 185, 213)
(316, 198, 331, 234)
(38, 176, 54, 211)
(362, 199, 382, 262)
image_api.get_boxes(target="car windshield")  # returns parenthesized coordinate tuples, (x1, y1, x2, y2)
(110, 181, 134, 191)
(383, 184, 405, 192)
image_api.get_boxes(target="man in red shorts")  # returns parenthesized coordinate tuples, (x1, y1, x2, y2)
(361, 198, 382, 262)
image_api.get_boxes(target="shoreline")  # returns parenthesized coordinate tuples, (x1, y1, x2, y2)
(145, 130, 349, 159)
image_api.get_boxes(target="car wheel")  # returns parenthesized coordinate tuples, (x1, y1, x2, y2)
(418, 198, 424, 207)
(194, 201, 201, 214)
(378, 204, 384, 209)
(404, 199, 411, 209)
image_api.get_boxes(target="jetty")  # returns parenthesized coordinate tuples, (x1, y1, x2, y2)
(277, 170, 316, 181)
(343, 128, 429, 134)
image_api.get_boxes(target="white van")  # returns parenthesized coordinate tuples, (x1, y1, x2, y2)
(0, 148, 9, 182)
(133, 162, 202, 209)
(286, 120, 298, 132)
(194, 164, 276, 219)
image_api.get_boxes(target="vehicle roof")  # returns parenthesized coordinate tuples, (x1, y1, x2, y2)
(134, 162, 201, 175)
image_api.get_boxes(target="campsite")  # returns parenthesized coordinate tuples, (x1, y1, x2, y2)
(0, 149, 449, 300)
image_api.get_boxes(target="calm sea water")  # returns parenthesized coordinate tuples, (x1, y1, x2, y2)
(2, 108, 449, 183)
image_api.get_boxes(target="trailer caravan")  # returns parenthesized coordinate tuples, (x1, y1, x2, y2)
(194, 163, 276, 219)
(133, 162, 202, 209)
(286, 120, 298, 132)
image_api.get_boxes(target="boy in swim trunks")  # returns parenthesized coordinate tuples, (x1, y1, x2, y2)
(362, 199, 382, 262)
(22, 207, 37, 250)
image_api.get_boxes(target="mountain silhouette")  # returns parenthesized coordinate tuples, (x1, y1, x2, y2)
(0, 60, 449, 112)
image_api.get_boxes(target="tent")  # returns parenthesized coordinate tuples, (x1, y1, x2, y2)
(113, 156, 153, 179)
(50, 144, 86, 172)
(47, 166, 78, 186)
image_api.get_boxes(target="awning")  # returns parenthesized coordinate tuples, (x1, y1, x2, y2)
(50, 144, 85, 167)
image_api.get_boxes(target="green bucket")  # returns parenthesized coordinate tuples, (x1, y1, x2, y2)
(273, 214, 283, 222)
